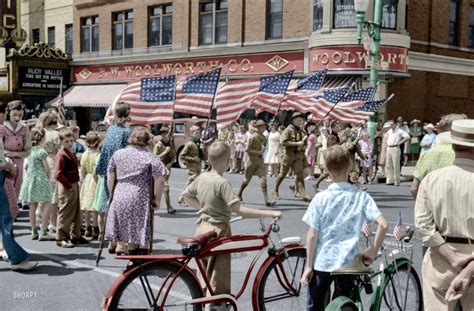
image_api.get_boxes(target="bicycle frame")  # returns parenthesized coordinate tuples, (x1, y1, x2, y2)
(103, 222, 305, 310)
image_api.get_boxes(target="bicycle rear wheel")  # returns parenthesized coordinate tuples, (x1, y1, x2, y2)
(380, 263, 422, 311)
(108, 261, 203, 310)
(257, 248, 306, 310)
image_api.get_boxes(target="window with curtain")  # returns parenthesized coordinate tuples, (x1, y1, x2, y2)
(47, 26, 55, 48)
(448, 0, 460, 45)
(148, 4, 173, 47)
(334, 0, 356, 28)
(313, 0, 323, 31)
(199, 0, 228, 45)
(113, 10, 133, 50)
(65, 24, 73, 54)
(267, 0, 283, 39)
(81, 16, 99, 52)
(381, 0, 398, 29)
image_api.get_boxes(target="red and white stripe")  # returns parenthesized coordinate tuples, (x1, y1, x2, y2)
(173, 79, 223, 117)
(361, 220, 372, 238)
(105, 80, 174, 125)
(215, 79, 260, 130)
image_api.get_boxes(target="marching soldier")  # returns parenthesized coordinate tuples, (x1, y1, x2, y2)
(237, 120, 275, 207)
(273, 112, 311, 202)
(177, 125, 207, 205)
(153, 126, 176, 214)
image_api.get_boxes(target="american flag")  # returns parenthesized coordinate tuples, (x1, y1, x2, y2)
(393, 212, 403, 241)
(339, 85, 377, 109)
(215, 78, 260, 130)
(174, 68, 221, 117)
(251, 70, 294, 114)
(361, 220, 372, 238)
(355, 98, 388, 113)
(315, 87, 351, 105)
(296, 69, 327, 91)
(105, 75, 176, 125)
(57, 77, 66, 125)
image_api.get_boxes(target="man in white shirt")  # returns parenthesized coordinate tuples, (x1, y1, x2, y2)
(385, 120, 409, 186)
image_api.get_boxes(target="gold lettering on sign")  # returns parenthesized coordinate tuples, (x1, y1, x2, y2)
(153, 64, 161, 75)
(7, 0, 12, 8)
(320, 53, 329, 65)
(110, 67, 119, 78)
(312, 54, 319, 65)
(195, 61, 206, 73)
(227, 59, 237, 72)
(124, 66, 133, 78)
(173, 63, 183, 75)
(3, 14, 16, 29)
(98, 67, 105, 79)
(241, 58, 253, 72)
(143, 64, 152, 76)
(387, 53, 397, 64)
(333, 52, 342, 64)
(266, 55, 289, 72)
(134, 65, 142, 76)
(343, 52, 356, 64)
(399, 54, 407, 65)
(208, 60, 220, 69)
(184, 62, 194, 74)
(355, 52, 368, 64)
(162, 63, 172, 75)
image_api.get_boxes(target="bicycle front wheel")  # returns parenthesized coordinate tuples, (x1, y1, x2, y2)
(257, 248, 307, 310)
(380, 263, 423, 311)
(108, 261, 203, 310)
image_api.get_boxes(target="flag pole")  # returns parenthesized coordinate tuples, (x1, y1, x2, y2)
(314, 84, 353, 128)
(271, 67, 295, 124)
(203, 67, 222, 145)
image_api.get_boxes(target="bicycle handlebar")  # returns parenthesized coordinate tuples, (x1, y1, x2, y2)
(229, 217, 280, 236)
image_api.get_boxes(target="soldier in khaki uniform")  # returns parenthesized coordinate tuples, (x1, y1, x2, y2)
(178, 125, 207, 205)
(273, 112, 311, 202)
(153, 126, 176, 214)
(237, 120, 275, 207)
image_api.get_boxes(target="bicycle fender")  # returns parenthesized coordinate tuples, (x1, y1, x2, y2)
(325, 296, 357, 311)
(251, 245, 305, 311)
(384, 257, 411, 276)
(102, 260, 203, 310)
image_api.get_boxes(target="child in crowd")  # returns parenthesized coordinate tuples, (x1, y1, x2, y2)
(70, 125, 85, 157)
(55, 128, 88, 248)
(92, 139, 107, 240)
(182, 141, 281, 301)
(19, 127, 55, 241)
(80, 131, 101, 239)
(300, 145, 388, 310)
(358, 131, 374, 184)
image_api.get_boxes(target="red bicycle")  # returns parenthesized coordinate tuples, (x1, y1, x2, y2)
(102, 218, 306, 310)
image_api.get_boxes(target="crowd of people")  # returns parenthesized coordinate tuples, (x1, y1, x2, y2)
(0, 98, 472, 310)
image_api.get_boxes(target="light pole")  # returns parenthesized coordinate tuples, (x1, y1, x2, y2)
(355, 0, 383, 143)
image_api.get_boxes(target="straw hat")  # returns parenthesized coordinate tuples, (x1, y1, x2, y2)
(410, 119, 420, 124)
(255, 120, 267, 127)
(437, 119, 474, 147)
(290, 112, 304, 120)
(425, 123, 435, 130)
(383, 122, 391, 129)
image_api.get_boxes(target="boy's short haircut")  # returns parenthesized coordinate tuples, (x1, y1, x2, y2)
(85, 131, 101, 148)
(114, 102, 130, 119)
(208, 141, 230, 166)
(323, 145, 351, 175)
(59, 128, 74, 141)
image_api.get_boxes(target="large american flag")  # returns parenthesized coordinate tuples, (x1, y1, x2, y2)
(295, 69, 327, 91)
(251, 70, 294, 114)
(356, 98, 388, 113)
(339, 85, 377, 109)
(174, 68, 221, 117)
(105, 75, 176, 125)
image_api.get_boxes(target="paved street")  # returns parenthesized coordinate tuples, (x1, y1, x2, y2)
(0, 167, 419, 311)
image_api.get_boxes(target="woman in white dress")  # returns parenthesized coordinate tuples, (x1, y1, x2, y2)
(264, 124, 281, 177)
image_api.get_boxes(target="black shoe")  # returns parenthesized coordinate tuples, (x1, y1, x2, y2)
(21, 204, 29, 211)
(71, 237, 89, 245)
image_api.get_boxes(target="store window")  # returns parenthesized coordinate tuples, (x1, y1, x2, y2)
(381, 0, 397, 29)
(81, 16, 99, 52)
(469, 6, 474, 47)
(113, 10, 133, 50)
(313, 0, 323, 31)
(32, 28, 40, 43)
(199, 0, 228, 45)
(448, 0, 460, 45)
(148, 4, 173, 47)
(334, 0, 356, 28)
(267, 0, 283, 39)
(47, 26, 55, 48)
(65, 24, 73, 54)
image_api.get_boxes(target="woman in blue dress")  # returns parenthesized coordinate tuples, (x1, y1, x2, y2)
(419, 123, 437, 155)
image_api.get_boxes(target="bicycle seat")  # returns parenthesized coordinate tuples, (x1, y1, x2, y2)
(177, 231, 217, 246)
(331, 254, 373, 275)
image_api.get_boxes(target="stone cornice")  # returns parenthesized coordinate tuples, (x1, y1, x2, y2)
(409, 52, 474, 76)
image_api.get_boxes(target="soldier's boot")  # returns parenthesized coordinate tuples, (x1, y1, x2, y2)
(237, 182, 248, 201)
(273, 176, 284, 200)
(165, 189, 176, 214)
(262, 187, 276, 207)
(297, 178, 311, 202)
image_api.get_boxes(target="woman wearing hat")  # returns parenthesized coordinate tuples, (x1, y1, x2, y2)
(409, 119, 422, 163)
(419, 124, 437, 155)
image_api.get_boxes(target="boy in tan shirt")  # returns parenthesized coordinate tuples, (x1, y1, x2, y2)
(182, 141, 281, 299)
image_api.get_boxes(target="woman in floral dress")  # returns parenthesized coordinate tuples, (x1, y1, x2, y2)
(1, 100, 31, 220)
(105, 126, 167, 255)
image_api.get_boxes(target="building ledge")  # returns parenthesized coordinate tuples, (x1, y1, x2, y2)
(409, 52, 474, 76)
(309, 29, 410, 49)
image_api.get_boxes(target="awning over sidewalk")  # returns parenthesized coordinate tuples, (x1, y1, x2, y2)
(322, 75, 362, 89)
(48, 84, 127, 108)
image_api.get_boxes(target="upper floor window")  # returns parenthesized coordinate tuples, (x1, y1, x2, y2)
(32, 28, 40, 44)
(449, 0, 460, 45)
(267, 0, 283, 39)
(47, 26, 55, 48)
(65, 24, 73, 54)
(149, 4, 173, 47)
(469, 6, 474, 47)
(113, 10, 133, 50)
(334, 0, 356, 28)
(199, 0, 227, 45)
(313, 0, 323, 31)
(381, 0, 397, 29)
(81, 16, 99, 52)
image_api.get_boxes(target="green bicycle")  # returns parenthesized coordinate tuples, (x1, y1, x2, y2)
(325, 224, 423, 311)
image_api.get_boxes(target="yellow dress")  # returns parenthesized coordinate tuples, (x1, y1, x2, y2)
(80, 150, 99, 211)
